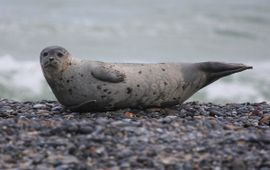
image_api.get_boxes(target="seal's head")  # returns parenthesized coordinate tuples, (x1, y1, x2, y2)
(40, 46, 71, 73)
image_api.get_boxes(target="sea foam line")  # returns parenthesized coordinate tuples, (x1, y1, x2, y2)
(0, 55, 44, 94)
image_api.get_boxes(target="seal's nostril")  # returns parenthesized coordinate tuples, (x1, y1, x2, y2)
(49, 57, 54, 61)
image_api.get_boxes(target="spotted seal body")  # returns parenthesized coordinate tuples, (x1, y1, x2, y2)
(40, 46, 252, 112)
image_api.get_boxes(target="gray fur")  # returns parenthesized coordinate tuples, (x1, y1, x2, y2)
(40, 46, 252, 112)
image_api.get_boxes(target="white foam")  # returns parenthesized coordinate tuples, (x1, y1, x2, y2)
(0, 55, 44, 94)
(203, 81, 266, 102)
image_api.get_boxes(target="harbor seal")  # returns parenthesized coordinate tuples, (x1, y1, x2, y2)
(40, 46, 252, 112)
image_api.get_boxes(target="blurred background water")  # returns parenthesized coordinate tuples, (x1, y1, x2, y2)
(0, 0, 269, 103)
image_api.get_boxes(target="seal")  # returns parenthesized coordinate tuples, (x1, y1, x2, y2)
(40, 46, 252, 112)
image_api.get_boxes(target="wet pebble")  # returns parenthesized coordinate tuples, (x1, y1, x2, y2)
(0, 99, 269, 169)
(33, 104, 47, 109)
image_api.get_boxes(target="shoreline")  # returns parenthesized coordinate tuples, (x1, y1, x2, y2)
(0, 99, 269, 169)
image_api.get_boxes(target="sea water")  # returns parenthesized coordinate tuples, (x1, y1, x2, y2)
(0, 0, 270, 103)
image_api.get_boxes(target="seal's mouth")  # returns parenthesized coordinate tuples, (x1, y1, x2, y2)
(43, 60, 60, 69)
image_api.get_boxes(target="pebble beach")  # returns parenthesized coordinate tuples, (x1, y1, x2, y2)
(0, 98, 269, 170)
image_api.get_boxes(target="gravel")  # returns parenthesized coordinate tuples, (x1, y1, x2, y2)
(0, 98, 269, 170)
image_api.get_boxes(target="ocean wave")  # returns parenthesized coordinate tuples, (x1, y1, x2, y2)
(0, 55, 269, 103)
(195, 61, 270, 103)
(0, 55, 53, 100)
(0, 55, 43, 93)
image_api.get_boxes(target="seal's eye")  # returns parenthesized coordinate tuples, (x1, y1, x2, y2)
(57, 52, 63, 57)
(43, 52, 48, 57)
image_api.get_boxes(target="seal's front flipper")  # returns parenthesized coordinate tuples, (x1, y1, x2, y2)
(67, 100, 97, 112)
(198, 62, 252, 87)
(91, 64, 126, 83)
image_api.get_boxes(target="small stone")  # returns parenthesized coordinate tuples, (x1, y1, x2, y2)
(36, 110, 51, 116)
(124, 111, 134, 118)
(46, 154, 79, 164)
(209, 109, 223, 117)
(259, 115, 270, 126)
(78, 126, 93, 134)
(249, 110, 263, 117)
(231, 158, 246, 170)
(33, 104, 47, 109)
(223, 124, 240, 130)
(51, 106, 63, 112)
(18, 115, 29, 120)
(159, 116, 177, 123)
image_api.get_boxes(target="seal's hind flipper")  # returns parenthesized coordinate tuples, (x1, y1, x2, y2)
(91, 64, 126, 83)
(198, 62, 252, 87)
